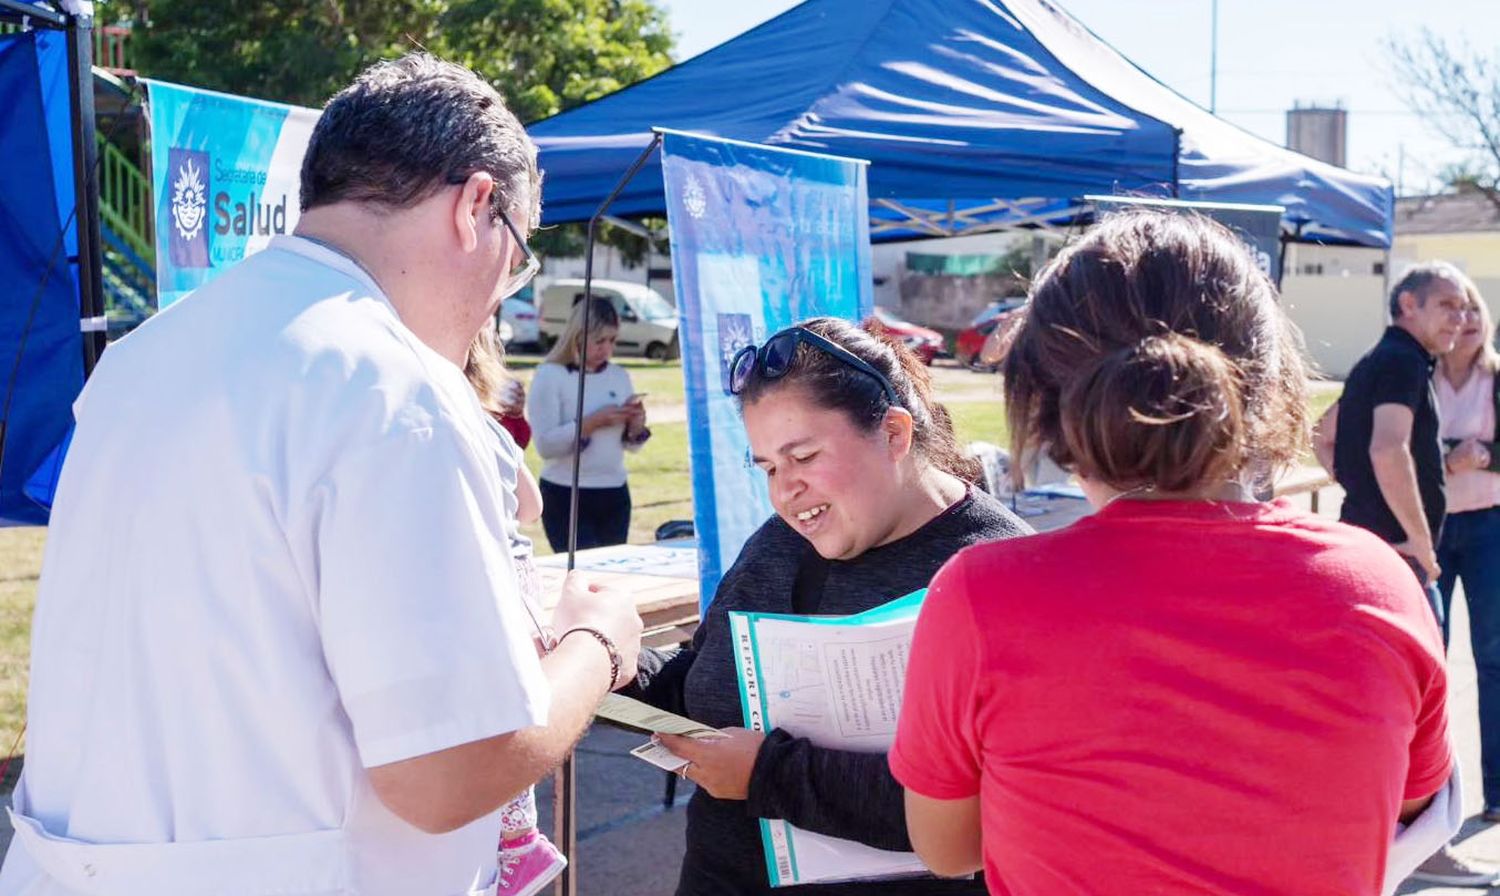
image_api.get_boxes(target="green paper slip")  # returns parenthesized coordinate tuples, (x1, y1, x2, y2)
(595, 693, 720, 739)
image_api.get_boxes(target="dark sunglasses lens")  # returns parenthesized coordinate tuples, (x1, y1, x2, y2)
(729, 346, 757, 394)
(762, 332, 799, 378)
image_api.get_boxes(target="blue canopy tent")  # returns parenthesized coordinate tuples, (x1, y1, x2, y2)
(530, 0, 1393, 248)
(0, 0, 105, 525)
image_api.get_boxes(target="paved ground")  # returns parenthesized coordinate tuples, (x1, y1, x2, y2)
(1394, 541, 1500, 895)
(5, 484, 1500, 894)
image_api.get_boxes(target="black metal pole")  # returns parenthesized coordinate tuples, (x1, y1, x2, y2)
(554, 131, 662, 896)
(65, 10, 105, 374)
(566, 133, 663, 566)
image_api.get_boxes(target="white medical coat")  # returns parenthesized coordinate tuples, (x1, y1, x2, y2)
(0, 237, 549, 895)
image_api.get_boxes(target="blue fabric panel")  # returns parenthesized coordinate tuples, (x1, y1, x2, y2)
(0, 31, 84, 525)
(35, 30, 76, 264)
(23, 420, 71, 511)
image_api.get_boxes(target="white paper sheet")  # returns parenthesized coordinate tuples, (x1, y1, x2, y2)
(729, 591, 933, 887)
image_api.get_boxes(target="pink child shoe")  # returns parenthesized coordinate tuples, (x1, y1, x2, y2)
(497, 835, 567, 896)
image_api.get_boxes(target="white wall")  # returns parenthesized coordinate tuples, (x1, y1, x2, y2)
(1279, 243, 1388, 379)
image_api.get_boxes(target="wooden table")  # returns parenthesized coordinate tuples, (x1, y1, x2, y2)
(535, 541, 702, 648)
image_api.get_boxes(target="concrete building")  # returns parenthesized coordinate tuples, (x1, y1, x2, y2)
(871, 231, 1039, 330)
(1392, 190, 1500, 306)
(1286, 104, 1348, 168)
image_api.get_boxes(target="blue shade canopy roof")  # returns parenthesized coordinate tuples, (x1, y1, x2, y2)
(529, 0, 1392, 247)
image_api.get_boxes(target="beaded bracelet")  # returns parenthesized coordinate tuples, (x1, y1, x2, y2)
(559, 626, 622, 691)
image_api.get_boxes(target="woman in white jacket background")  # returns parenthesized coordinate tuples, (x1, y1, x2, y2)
(527, 297, 649, 551)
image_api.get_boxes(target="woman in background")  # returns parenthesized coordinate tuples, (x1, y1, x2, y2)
(1432, 283, 1500, 821)
(526, 298, 649, 552)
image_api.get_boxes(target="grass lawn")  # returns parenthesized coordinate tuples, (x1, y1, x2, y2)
(0, 370, 1346, 760)
(0, 526, 43, 763)
(519, 421, 694, 556)
(504, 353, 685, 404)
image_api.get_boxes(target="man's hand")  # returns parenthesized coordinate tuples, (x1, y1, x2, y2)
(550, 572, 642, 687)
(1393, 539, 1441, 583)
(1448, 438, 1492, 473)
(657, 728, 764, 801)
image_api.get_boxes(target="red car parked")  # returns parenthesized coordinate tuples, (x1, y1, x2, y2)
(869, 307, 945, 364)
(955, 298, 1026, 370)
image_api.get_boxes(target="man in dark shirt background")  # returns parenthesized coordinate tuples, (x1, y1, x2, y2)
(1333, 263, 1466, 596)
(1317, 261, 1492, 887)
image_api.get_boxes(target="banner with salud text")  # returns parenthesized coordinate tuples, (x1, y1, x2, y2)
(660, 131, 872, 607)
(145, 79, 319, 308)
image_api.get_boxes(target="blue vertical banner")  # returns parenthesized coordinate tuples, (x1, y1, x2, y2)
(145, 80, 320, 308)
(660, 131, 872, 606)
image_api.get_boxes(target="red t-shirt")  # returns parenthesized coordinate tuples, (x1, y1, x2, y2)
(890, 499, 1450, 896)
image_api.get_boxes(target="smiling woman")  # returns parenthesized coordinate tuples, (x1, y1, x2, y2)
(622, 318, 1030, 896)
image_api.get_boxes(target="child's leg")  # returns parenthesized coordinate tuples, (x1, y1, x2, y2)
(497, 784, 567, 893)
(499, 786, 539, 849)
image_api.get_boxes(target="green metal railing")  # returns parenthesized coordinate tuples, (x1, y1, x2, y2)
(98, 134, 153, 263)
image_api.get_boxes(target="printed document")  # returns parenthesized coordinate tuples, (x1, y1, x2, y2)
(729, 590, 932, 887)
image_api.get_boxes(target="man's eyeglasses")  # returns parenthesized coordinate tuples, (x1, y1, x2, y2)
(446, 172, 539, 300)
(729, 326, 900, 406)
(496, 206, 540, 300)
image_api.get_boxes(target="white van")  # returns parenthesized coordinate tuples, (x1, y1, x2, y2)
(538, 279, 680, 360)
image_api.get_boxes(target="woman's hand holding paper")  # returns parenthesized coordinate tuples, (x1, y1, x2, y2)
(657, 728, 765, 801)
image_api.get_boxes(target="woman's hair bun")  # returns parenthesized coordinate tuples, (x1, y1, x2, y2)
(1059, 332, 1246, 493)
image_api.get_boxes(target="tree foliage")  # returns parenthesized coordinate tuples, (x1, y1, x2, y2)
(1388, 28, 1500, 208)
(127, 0, 676, 258)
(130, 0, 674, 122)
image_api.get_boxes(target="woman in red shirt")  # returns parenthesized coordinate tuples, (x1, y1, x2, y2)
(890, 210, 1454, 895)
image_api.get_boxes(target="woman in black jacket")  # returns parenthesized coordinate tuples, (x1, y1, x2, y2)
(628, 318, 1031, 896)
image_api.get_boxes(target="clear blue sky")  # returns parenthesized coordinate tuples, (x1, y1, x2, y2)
(661, 0, 1492, 195)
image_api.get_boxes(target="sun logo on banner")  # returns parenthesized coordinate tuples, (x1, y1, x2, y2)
(717, 313, 753, 395)
(683, 174, 707, 220)
(171, 157, 208, 241)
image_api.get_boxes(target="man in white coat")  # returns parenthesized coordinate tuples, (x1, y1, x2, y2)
(0, 53, 642, 895)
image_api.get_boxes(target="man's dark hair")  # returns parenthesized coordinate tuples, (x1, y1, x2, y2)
(1388, 262, 1465, 319)
(300, 53, 539, 225)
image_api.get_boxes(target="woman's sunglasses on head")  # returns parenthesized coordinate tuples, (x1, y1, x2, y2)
(729, 327, 900, 406)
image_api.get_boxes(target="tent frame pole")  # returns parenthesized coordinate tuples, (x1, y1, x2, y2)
(555, 130, 663, 896)
(64, 9, 105, 374)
